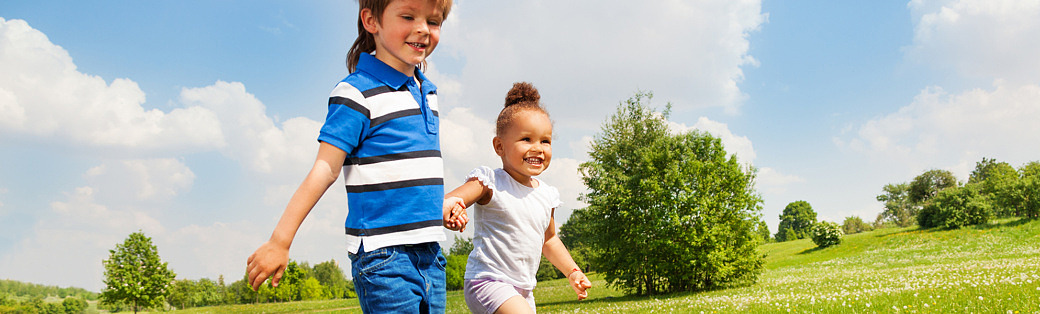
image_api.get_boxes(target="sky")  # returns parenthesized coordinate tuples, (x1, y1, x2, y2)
(2, 0, 1039, 292)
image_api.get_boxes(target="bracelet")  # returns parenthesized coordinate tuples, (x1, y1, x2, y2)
(568, 267, 581, 276)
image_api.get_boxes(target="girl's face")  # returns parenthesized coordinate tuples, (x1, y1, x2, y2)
(363, 0, 444, 75)
(494, 110, 553, 187)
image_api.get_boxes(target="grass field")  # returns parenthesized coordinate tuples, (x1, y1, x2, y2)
(173, 218, 1040, 313)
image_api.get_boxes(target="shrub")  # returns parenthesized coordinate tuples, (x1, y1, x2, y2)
(811, 221, 843, 248)
(841, 216, 873, 234)
(917, 185, 992, 229)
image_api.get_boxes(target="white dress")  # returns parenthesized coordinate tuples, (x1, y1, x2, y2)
(463, 166, 562, 290)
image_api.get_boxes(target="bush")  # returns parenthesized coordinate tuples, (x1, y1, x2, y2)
(917, 185, 992, 229)
(445, 254, 467, 291)
(811, 221, 843, 248)
(841, 216, 873, 234)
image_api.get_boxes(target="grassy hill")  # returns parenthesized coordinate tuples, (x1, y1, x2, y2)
(174, 218, 1040, 313)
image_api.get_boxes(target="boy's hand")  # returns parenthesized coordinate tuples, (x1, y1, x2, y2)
(442, 196, 469, 232)
(568, 269, 592, 300)
(246, 241, 289, 291)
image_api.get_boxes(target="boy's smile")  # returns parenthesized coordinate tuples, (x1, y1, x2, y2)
(364, 0, 443, 76)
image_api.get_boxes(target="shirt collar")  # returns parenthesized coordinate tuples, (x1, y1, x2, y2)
(357, 53, 437, 92)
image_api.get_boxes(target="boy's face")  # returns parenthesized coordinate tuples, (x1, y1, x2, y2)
(494, 110, 553, 186)
(363, 0, 444, 76)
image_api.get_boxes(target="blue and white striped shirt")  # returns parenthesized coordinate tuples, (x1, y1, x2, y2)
(318, 53, 445, 254)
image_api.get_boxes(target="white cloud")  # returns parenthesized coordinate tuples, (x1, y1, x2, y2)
(0, 18, 224, 152)
(438, 1, 764, 130)
(907, 0, 1040, 82)
(669, 117, 757, 164)
(177, 81, 322, 175)
(85, 159, 195, 203)
(840, 81, 1040, 178)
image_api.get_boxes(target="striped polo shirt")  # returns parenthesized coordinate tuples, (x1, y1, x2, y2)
(318, 53, 445, 254)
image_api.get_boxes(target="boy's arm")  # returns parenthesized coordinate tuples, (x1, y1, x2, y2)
(247, 142, 346, 291)
(543, 211, 592, 300)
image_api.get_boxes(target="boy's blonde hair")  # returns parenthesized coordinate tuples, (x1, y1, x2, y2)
(346, 0, 453, 73)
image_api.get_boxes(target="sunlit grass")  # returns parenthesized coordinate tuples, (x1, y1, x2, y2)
(172, 218, 1040, 313)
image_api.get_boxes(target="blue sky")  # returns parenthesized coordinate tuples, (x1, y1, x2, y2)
(2, 1, 1039, 291)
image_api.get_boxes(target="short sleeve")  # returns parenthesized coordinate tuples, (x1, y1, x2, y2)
(547, 185, 562, 209)
(466, 166, 496, 190)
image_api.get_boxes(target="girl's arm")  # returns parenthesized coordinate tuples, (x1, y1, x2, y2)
(443, 177, 491, 231)
(542, 209, 593, 300)
(246, 142, 346, 291)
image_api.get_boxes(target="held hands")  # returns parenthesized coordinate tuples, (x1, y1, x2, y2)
(442, 196, 469, 232)
(568, 269, 593, 300)
(246, 241, 289, 291)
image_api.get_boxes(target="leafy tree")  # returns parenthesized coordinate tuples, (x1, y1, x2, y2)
(62, 296, 89, 314)
(917, 185, 991, 229)
(908, 169, 958, 204)
(298, 277, 329, 301)
(811, 221, 843, 248)
(100, 231, 175, 313)
(313, 260, 351, 299)
(559, 207, 598, 272)
(841, 216, 873, 234)
(876, 183, 915, 227)
(444, 254, 467, 291)
(449, 235, 474, 257)
(536, 256, 564, 282)
(579, 92, 763, 295)
(775, 201, 817, 241)
(755, 219, 771, 242)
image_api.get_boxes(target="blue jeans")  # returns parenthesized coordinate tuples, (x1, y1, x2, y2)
(349, 242, 447, 313)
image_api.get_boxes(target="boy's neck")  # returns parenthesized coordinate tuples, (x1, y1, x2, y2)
(373, 50, 418, 77)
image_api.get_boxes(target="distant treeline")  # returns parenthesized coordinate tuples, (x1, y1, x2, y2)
(0, 279, 97, 300)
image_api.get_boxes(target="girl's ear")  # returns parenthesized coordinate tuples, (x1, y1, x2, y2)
(360, 8, 380, 34)
(492, 137, 504, 157)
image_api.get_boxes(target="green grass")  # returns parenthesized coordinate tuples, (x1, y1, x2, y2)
(172, 218, 1040, 313)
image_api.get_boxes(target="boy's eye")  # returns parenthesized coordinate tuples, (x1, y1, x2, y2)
(428, 20, 441, 26)
(402, 15, 414, 21)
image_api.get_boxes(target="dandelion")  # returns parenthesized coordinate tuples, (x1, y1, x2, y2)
(978, 296, 984, 300)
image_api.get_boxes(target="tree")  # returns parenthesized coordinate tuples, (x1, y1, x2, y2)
(448, 235, 473, 257)
(775, 201, 817, 241)
(313, 260, 351, 299)
(100, 231, 176, 313)
(841, 216, 873, 234)
(876, 183, 915, 227)
(908, 169, 958, 204)
(579, 92, 763, 295)
(917, 185, 991, 229)
(755, 219, 772, 242)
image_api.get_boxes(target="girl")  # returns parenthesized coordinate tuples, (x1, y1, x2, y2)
(444, 82, 592, 313)
(247, 0, 460, 313)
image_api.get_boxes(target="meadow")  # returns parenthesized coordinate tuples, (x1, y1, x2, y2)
(167, 218, 1039, 313)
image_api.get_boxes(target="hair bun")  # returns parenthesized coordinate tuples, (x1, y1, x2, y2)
(504, 82, 540, 107)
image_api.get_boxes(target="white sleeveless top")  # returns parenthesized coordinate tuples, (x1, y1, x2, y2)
(463, 166, 562, 290)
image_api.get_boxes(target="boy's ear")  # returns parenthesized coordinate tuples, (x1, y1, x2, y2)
(360, 8, 380, 34)
(492, 137, 504, 157)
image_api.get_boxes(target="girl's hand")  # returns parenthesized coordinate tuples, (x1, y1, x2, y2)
(568, 269, 592, 300)
(246, 241, 289, 291)
(442, 196, 468, 232)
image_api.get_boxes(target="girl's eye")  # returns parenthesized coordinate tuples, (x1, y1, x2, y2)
(542, 140, 551, 145)
(402, 15, 414, 21)
(428, 20, 441, 26)
(521, 137, 531, 142)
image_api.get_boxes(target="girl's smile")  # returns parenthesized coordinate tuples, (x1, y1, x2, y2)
(495, 110, 553, 187)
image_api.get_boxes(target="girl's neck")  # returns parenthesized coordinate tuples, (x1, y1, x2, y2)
(502, 167, 539, 188)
